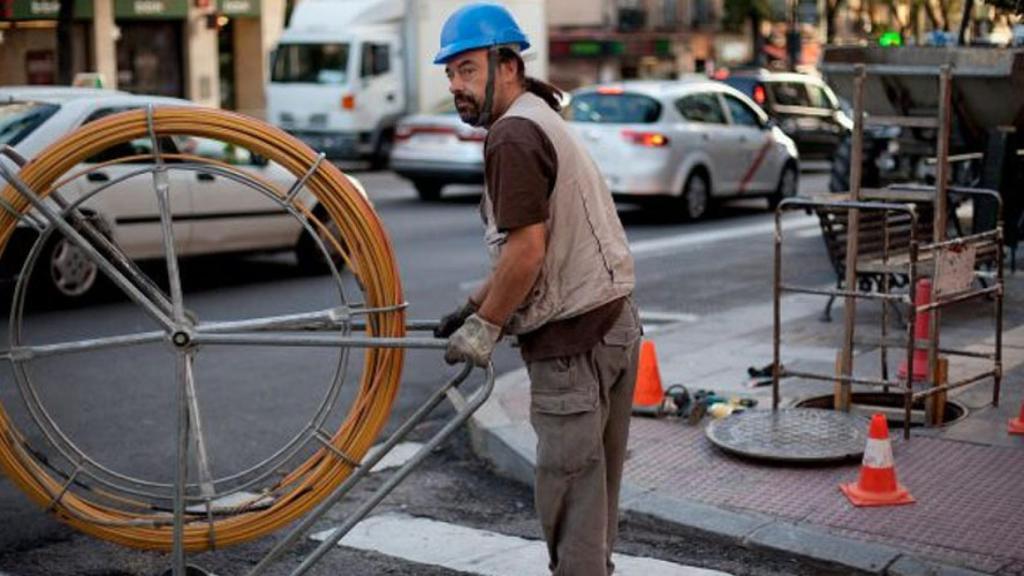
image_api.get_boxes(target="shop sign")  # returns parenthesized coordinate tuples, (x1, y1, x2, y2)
(3, 0, 93, 20)
(218, 0, 259, 16)
(552, 38, 673, 59)
(114, 0, 188, 19)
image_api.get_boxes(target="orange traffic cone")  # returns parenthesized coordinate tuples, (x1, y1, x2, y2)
(1009, 401, 1024, 435)
(632, 340, 666, 417)
(840, 413, 915, 507)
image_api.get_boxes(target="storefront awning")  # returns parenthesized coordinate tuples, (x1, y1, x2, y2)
(219, 0, 260, 17)
(1, 0, 194, 21)
(1, 0, 94, 20)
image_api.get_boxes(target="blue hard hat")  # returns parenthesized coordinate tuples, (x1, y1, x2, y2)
(433, 3, 531, 65)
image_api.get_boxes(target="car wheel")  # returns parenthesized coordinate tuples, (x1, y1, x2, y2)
(768, 163, 798, 210)
(678, 171, 710, 221)
(296, 207, 346, 275)
(414, 180, 444, 202)
(35, 234, 101, 305)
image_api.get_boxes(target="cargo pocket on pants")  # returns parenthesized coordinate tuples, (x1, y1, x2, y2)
(528, 354, 601, 476)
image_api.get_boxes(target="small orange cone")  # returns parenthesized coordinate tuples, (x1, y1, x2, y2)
(632, 340, 666, 416)
(1009, 401, 1024, 435)
(840, 414, 915, 507)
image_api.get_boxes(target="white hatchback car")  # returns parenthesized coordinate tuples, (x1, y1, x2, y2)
(389, 102, 486, 201)
(0, 87, 366, 304)
(568, 79, 800, 220)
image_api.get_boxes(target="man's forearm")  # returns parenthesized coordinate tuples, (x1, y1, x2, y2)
(478, 224, 546, 327)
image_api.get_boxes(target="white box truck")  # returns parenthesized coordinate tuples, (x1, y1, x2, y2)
(266, 0, 547, 167)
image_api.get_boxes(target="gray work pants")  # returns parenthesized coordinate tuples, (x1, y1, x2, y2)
(526, 301, 641, 576)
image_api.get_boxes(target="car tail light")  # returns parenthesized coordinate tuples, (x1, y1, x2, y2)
(621, 130, 670, 148)
(753, 84, 767, 105)
(341, 94, 356, 110)
(395, 125, 458, 141)
(712, 68, 729, 80)
(597, 86, 625, 95)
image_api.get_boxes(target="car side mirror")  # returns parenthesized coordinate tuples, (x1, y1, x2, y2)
(250, 153, 269, 167)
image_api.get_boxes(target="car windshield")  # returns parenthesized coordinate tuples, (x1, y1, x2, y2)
(0, 101, 59, 147)
(569, 92, 661, 124)
(272, 43, 350, 84)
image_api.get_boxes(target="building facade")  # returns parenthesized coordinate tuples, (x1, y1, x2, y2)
(0, 0, 286, 117)
(548, 0, 745, 91)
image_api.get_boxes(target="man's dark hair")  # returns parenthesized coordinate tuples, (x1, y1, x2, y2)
(497, 47, 563, 113)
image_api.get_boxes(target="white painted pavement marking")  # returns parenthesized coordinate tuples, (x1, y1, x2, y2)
(313, 513, 732, 576)
(793, 227, 822, 239)
(628, 215, 818, 258)
(364, 441, 424, 472)
(458, 215, 819, 292)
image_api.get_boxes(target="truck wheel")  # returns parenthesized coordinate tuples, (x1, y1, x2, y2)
(829, 135, 880, 193)
(414, 180, 444, 202)
(368, 130, 393, 171)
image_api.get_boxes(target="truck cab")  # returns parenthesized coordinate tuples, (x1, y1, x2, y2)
(267, 2, 406, 166)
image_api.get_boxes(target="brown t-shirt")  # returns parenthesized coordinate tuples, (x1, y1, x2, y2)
(485, 117, 624, 361)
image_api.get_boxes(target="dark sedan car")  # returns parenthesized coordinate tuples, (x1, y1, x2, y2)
(720, 69, 852, 160)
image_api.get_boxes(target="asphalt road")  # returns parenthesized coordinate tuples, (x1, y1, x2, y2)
(0, 167, 842, 575)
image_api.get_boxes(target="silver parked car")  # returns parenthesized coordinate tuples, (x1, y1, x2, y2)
(0, 87, 368, 304)
(389, 102, 486, 201)
(568, 79, 800, 220)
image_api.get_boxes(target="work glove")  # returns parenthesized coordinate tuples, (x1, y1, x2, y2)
(434, 299, 477, 338)
(444, 313, 502, 366)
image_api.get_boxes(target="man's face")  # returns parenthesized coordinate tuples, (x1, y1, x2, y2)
(445, 50, 489, 126)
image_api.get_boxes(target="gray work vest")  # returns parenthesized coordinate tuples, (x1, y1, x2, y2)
(482, 92, 635, 335)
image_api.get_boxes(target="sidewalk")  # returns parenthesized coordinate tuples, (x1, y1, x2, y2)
(469, 273, 1024, 576)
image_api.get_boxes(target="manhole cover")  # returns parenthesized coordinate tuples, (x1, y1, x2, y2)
(705, 408, 869, 463)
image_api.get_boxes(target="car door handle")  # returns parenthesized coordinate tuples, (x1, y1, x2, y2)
(197, 173, 215, 182)
(386, 93, 396, 102)
(86, 171, 110, 183)
(702, 133, 709, 141)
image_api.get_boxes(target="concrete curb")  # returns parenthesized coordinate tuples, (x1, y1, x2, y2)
(467, 367, 992, 576)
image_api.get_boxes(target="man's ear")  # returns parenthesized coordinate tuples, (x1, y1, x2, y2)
(498, 58, 520, 82)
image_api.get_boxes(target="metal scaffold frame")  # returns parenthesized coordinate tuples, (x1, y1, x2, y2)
(772, 65, 1005, 439)
(0, 106, 495, 575)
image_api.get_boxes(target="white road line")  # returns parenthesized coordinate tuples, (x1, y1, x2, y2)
(313, 513, 732, 576)
(457, 216, 819, 293)
(793, 227, 822, 239)
(629, 216, 818, 258)
(639, 310, 700, 324)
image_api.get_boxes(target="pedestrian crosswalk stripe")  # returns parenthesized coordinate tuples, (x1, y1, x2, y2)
(312, 513, 732, 576)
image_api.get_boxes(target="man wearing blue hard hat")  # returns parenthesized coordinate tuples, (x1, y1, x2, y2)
(432, 3, 640, 575)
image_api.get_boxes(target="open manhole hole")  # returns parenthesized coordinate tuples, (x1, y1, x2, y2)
(795, 392, 967, 427)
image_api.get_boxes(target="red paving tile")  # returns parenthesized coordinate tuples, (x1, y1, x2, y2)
(624, 417, 1024, 571)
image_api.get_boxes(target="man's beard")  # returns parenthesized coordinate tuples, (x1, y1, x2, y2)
(454, 93, 483, 126)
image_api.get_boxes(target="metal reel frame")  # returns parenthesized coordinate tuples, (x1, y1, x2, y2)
(0, 107, 494, 575)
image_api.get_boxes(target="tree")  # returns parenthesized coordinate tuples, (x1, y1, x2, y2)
(983, 0, 1024, 13)
(56, 0, 74, 85)
(723, 0, 771, 64)
(825, 0, 845, 43)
